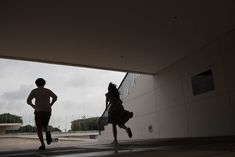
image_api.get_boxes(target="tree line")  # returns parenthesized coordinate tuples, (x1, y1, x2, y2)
(7, 125, 61, 133)
(0, 113, 23, 123)
(1, 113, 104, 132)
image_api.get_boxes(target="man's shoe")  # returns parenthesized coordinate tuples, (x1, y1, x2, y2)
(111, 140, 118, 145)
(39, 145, 45, 150)
(46, 131, 52, 145)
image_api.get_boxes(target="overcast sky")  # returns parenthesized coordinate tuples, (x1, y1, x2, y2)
(0, 58, 125, 131)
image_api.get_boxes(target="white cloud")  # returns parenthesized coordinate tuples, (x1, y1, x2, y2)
(1, 84, 33, 100)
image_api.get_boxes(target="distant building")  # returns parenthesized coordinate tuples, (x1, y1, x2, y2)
(0, 113, 23, 134)
(71, 117, 99, 131)
(0, 123, 22, 134)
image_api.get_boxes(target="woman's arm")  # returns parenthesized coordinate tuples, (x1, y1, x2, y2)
(105, 93, 109, 108)
(106, 100, 108, 108)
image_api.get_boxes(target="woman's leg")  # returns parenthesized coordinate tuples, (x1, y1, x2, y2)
(112, 124, 118, 144)
(119, 124, 132, 138)
(119, 124, 127, 129)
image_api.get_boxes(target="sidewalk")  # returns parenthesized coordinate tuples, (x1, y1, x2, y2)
(0, 136, 235, 157)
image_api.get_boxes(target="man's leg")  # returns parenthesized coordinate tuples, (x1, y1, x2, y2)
(37, 127, 45, 149)
(35, 112, 45, 150)
(46, 131, 52, 145)
(43, 112, 52, 145)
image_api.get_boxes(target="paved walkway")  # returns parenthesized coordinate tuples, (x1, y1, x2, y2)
(1, 136, 235, 157)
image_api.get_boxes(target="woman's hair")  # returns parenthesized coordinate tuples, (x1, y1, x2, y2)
(108, 82, 120, 99)
(35, 78, 46, 87)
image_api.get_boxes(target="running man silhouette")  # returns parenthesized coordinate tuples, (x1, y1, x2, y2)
(27, 78, 57, 150)
(105, 82, 133, 145)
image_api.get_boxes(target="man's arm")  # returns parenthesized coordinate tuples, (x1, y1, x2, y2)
(50, 92, 57, 106)
(27, 92, 35, 109)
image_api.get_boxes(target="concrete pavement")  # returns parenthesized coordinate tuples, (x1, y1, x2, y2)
(1, 136, 235, 157)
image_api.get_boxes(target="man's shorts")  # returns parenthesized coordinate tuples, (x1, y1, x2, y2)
(34, 111, 51, 129)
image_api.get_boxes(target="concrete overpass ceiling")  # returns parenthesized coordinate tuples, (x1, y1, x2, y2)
(0, 0, 234, 74)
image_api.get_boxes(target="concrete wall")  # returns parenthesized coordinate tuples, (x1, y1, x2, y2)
(98, 30, 235, 141)
(0, 127, 6, 135)
(0, 123, 22, 134)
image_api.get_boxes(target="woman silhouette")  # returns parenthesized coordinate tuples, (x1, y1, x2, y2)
(105, 82, 133, 144)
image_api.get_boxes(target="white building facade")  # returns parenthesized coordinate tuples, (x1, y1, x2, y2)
(99, 29, 235, 140)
